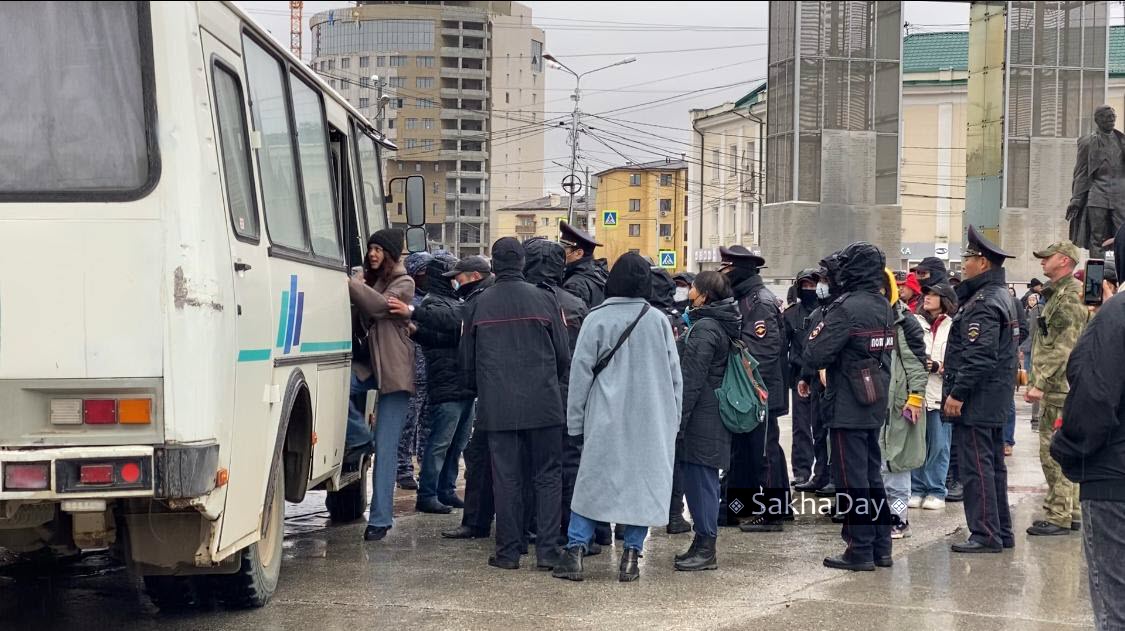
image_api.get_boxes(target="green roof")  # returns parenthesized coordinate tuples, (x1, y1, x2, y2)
(903, 27, 1125, 76)
(734, 81, 767, 109)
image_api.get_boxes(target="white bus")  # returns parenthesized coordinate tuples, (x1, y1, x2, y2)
(0, 1, 423, 609)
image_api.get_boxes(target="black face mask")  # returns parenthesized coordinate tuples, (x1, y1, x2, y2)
(799, 289, 818, 309)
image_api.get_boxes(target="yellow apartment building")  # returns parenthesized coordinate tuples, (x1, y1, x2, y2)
(594, 159, 689, 272)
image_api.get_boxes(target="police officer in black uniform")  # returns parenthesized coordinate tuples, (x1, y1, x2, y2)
(717, 245, 791, 530)
(559, 221, 609, 309)
(785, 268, 824, 486)
(942, 225, 1018, 553)
(803, 242, 895, 571)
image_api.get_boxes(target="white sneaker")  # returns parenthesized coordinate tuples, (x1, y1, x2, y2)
(922, 497, 946, 510)
(907, 496, 923, 509)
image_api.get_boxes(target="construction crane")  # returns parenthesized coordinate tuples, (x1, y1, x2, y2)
(289, 1, 303, 60)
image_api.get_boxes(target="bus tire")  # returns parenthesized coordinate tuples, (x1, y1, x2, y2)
(212, 463, 284, 609)
(325, 455, 370, 523)
(143, 575, 206, 611)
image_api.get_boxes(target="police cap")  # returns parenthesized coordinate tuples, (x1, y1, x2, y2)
(718, 244, 767, 269)
(962, 225, 1014, 266)
(558, 220, 601, 253)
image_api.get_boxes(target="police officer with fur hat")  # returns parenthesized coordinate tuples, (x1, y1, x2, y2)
(942, 225, 1019, 553)
(717, 245, 791, 530)
(559, 221, 609, 309)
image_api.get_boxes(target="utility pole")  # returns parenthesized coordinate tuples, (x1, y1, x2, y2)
(543, 54, 636, 226)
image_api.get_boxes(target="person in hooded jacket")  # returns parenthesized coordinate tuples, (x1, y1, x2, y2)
(803, 242, 895, 571)
(559, 221, 609, 309)
(459, 238, 571, 571)
(1051, 224, 1125, 631)
(912, 257, 949, 290)
(785, 268, 824, 487)
(397, 251, 433, 491)
(897, 272, 923, 314)
(522, 237, 592, 548)
(551, 253, 682, 583)
(718, 246, 790, 531)
(348, 229, 416, 542)
(410, 254, 477, 515)
(673, 272, 696, 314)
(673, 271, 741, 572)
(795, 256, 843, 495)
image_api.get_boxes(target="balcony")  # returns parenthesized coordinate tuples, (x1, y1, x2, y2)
(440, 108, 488, 121)
(456, 213, 487, 222)
(440, 66, 488, 80)
(441, 46, 487, 59)
(439, 149, 488, 161)
(440, 87, 489, 100)
(441, 27, 488, 39)
(441, 127, 487, 140)
(446, 170, 489, 180)
(447, 191, 486, 202)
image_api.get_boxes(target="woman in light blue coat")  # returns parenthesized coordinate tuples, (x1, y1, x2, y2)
(552, 253, 683, 583)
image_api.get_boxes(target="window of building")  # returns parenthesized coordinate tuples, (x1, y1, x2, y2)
(312, 19, 435, 56)
(376, 56, 386, 67)
(359, 76, 370, 88)
(417, 56, 435, 67)
(389, 56, 407, 67)
(416, 98, 436, 108)
(360, 56, 370, 68)
(392, 98, 404, 108)
(290, 73, 341, 258)
(421, 139, 433, 151)
(417, 77, 434, 89)
(243, 35, 305, 250)
(712, 149, 721, 180)
(628, 224, 641, 237)
(629, 173, 641, 186)
(730, 144, 738, 172)
(659, 198, 672, 213)
(423, 118, 434, 129)
(388, 76, 406, 88)
(531, 40, 543, 72)
(660, 173, 672, 186)
(387, 118, 394, 129)
(659, 223, 672, 237)
(629, 198, 641, 212)
(328, 78, 337, 89)
(683, 220, 688, 238)
(359, 97, 370, 108)
(405, 139, 418, 149)
(433, 182, 440, 194)
(326, 59, 334, 71)
(505, 92, 510, 104)
(727, 203, 737, 234)
(405, 118, 418, 129)
(340, 57, 350, 69)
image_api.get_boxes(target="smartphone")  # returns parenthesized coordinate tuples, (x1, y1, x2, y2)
(1084, 259, 1105, 306)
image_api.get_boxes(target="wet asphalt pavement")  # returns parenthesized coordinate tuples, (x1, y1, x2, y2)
(0, 398, 1093, 630)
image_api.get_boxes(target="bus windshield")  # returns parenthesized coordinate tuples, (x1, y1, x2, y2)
(355, 134, 387, 232)
(0, 2, 156, 198)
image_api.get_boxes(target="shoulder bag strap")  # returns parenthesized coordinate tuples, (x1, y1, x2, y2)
(592, 304, 651, 378)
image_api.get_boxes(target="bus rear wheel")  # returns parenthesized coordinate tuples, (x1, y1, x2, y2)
(211, 463, 285, 609)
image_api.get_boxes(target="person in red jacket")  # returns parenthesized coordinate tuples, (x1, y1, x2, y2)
(897, 272, 923, 313)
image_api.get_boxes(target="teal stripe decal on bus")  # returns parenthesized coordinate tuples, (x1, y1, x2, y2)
(275, 291, 290, 348)
(299, 341, 352, 353)
(237, 349, 272, 362)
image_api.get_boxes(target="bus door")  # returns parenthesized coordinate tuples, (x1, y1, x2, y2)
(202, 31, 276, 549)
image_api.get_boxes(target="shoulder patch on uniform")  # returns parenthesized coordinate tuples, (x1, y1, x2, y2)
(754, 320, 767, 338)
(809, 321, 825, 340)
(967, 322, 981, 342)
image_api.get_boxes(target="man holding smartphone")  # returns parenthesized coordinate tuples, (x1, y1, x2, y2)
(1026, 240, 1089, 537)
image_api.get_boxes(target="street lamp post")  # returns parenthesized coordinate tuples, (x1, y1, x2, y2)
(543, 53, 636, 226)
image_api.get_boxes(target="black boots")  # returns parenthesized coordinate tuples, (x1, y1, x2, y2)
(619, 548, 640, 582)
(667, 514, 692, 534)
(674, 535, 717, 571)
(823, 554, 875, 571)
(551, 546, 585, 581)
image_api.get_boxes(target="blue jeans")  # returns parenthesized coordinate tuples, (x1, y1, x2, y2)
(567, 512, 648, 552)
(346, 373, 377, 451)
(367, 391, 411, 528)
(911, 410, 951, 499)
(1004, 398, 1016, 447)
(417, 399, 475, 503)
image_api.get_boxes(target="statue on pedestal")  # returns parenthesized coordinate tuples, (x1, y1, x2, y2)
(1068, 104, 1125, 259)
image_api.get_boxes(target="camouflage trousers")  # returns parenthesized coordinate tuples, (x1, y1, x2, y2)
(397, 353, 430, 480)
(1038, 401, 1081, 528)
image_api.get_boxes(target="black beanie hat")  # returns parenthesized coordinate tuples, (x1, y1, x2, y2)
(605, 253, 652, 299)
(368, 228, 404, 262)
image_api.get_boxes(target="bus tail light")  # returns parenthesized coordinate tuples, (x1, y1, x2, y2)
(118, 399, 152, 424)
(79, 464, 114, 485)
(49, 399, 83, 425)
(83, 400, 117, 425)
(4, 463, 50, 491)
(50, 398, 154, 425)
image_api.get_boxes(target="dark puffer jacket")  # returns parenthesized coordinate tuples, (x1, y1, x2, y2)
(677, 298, 742, 470)
(563, 256, 609, 308)
(649, 267, 686, 338)
(412, 256, 474, 404)
(732, 274, 787, 414)
(803, 242, 895, 430)
(524, 237, 588, 355)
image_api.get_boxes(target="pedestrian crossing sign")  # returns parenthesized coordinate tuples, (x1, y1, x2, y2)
(659, 250, 676, 268)
(602, 210, 617, 227)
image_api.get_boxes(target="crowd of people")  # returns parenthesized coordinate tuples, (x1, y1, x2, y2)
(345, 221, 1125, 626)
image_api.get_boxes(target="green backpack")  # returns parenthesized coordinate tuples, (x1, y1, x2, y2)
(715, 340, 769, 434)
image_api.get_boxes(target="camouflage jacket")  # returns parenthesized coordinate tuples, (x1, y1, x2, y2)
(1030, 274, 1088, 404)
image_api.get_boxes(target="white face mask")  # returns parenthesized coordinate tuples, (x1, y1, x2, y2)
(451, 280, 461, 292)
(674, 287, 690, 303)
(815, 282, 830, 300)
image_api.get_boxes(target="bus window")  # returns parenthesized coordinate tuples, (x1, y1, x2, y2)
(355, 134, 387, 233)
(242, 35, 307, 251)
(212, 64, 259, 241)
(0, 2, 157, 199)
(289, 74, 341, 260)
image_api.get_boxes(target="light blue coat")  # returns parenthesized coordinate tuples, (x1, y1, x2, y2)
(567, 297, 683, 527)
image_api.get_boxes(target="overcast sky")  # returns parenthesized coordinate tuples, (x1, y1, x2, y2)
(239, 1, 970, 193)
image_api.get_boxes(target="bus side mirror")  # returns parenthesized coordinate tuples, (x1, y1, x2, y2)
(387, 175, 427, 253)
